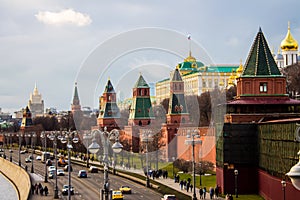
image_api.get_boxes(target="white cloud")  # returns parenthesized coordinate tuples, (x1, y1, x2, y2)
(35, 8, 92, 27)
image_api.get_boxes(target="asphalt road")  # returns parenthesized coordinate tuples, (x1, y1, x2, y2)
(9, 149, 162, 200)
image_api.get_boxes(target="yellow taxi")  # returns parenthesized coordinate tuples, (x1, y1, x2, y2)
(119, 185, 132, 194)
(112, 190, 124, 200)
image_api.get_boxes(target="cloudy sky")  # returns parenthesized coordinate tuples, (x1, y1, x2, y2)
(1, 0, 300, 114)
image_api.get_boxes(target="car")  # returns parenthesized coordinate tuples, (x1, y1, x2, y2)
(0, 149, 3, 152)
(64, 165, 73, 172)
(46, 159, 52, 166)
(57, 169, 65, 176)
(48, 166, 56, 172)
(112, 190, 123, 200)
(119, 186, 132, 194)
(161, 194, 177, 200)
(36, 156, 41, 160)
(48, 170, 55, 179)
(20, 150, 28, 154)
(9, 149, 13, 153)
(78, 170, 87, 178)
(61, 185, 74, 195)
(25, 155, 33, 163)
(89, 166, 98, 173)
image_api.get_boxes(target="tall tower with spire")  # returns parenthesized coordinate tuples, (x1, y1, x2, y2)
(71, 82, 81, 114)
(128, 74, 155, 126)
(280, 22, 298, 67)
(166, 67, 190, 124)
(28, 83, 44, 118)
(97, 78, 121, 131)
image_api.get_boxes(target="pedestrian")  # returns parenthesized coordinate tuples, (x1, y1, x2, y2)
(203, 187, 207, 199)
(215, 185, 219, 198)
(44, 186, 48, 196)
(186, 182, 190, 192)
(35, 183, 39, 195)
(209, 187, 214, 199)
(40, 186, 44, 196)
(199, 187, 203, 199)
(190, 184, 193, 192)
(179, 180, 183, 190)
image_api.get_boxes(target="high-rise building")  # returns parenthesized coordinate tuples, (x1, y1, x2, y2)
(28, 83, 44, 118)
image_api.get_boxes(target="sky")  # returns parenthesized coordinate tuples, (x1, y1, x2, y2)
(1, 0, 300, 114)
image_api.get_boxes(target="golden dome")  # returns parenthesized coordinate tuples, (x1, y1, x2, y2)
(228, 74, 235, 85)
(281, 22, 298, 51)
(184, 51, 197, 62)
(236, 60, 243, 74)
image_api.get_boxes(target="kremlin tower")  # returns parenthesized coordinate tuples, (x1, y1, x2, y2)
(97, 78, 121, 131)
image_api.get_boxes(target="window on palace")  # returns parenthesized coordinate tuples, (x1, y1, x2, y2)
(202, 80, 206, 87)
(259, 82, 268, 92)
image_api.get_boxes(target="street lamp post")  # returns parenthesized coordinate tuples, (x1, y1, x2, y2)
(48, 131, 60, 199)
(88, 127, 123, 200)
(9, 133, 12, 162)
(83, 132, 92, 168)
(60, 130, 79, 200)
(41, 131, 48, 183)
(3, 133, 7, 159)
(185, 129, 201, 200)
(29, 132, 37, 173)
(234, 169, 239, 198)
(281, 180, 286, 200)
(141, 130, 153, 188)
(172, 156, 175, 177)
(17, 132, 22, 166)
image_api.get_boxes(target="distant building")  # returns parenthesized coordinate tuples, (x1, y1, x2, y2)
(274, 22, 299, 68)
(28, 83, 44, 118)
(155, 52, 239, 104)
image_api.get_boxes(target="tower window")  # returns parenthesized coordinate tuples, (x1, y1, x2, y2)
(259, 82, 268, 92)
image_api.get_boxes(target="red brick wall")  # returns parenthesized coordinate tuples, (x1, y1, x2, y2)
(258, 169, 300, 200)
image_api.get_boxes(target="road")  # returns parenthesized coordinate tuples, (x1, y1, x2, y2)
(9, 149, 162, 200)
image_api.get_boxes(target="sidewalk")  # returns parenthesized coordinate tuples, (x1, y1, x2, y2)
(113, 165, 224, 200)
(28, 172, 54, 200)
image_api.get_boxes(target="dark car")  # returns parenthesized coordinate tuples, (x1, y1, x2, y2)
(62, 185, 74, 195)
(78, 170, 87, 178)
(89, 166, 98, 173)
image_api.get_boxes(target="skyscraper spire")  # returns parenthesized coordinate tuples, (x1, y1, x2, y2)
(71, 82, 81, 114)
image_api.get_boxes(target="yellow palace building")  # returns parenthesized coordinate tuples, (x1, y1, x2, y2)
(155, 51, 241, 104)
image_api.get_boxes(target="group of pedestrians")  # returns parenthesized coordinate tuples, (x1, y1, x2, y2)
(198, 185, 220, 199)
(179, 177, 194, 192)
(31, 183, 48, 196)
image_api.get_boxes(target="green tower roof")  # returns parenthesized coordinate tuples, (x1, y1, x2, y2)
(243, 28, 281, 76)
(104, 79, 115, 93)
(134, 74, 149, 88)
